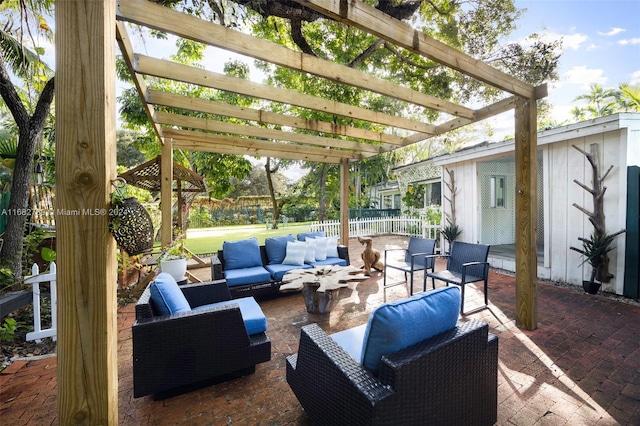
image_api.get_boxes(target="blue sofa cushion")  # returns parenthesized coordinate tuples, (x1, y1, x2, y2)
(361, 286, 461, 375)
(265, 234, 295, 264)
(225, 266, 271, 287)
(265, 263, 312, 281)
(149, 272, 191, 316)
(223, 238, 262, 270)
(309, 257, 347, 267)
(282, 241, 307, 266)
(330, 324, 367, 362)
(193, 296, 267, 335)
(297, 231, 325, 241)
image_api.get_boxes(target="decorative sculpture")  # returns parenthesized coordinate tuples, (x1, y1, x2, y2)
(357, 236, 384, 276)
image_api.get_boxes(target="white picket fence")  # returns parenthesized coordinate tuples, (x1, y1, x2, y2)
(24, 262, 57, 343)
(310, 216, 441, 241)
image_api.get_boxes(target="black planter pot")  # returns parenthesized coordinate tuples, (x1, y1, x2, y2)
(583, 280, 601, 294)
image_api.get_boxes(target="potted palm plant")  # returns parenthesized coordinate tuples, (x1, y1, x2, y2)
(442, 224, 462, 254)
(570, 230, 625, 294)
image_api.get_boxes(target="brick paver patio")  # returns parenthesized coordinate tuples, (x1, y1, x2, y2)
(1, 235, 639, 425)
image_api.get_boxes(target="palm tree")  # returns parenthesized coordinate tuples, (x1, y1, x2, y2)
(614, 83, 640, 112)
(573, 83, 618, 117)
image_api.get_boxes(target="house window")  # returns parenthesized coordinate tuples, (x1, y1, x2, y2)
(425, 181, 441, 206)
(490, 176, 506, 208)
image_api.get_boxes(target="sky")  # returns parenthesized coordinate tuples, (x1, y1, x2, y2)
(123, 0, 640, 143)
(485, 0, 640, 139)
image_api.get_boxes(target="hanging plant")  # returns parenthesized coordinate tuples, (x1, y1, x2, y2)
(108, 179, 154, 256)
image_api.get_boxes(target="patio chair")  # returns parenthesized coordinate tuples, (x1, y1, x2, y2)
(132, 274, 271, 399)
(425, 241, 491, 315)
(383, 237, 436, 295)
(286, 287, 499, 425)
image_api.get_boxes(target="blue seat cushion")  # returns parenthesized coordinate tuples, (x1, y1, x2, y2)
(149, 272, 191, 316)
(361, 286, 461, 375)
(330, 324, 367, 362)
(297, 231, 325, 241)
(265, 234, 295, 264)
(223, 238, 262, 270)
(193, 296, 267, 335)
(309, 257, 347, 267)
(224, 266, 271, 287)
(265, 263, 312, 281)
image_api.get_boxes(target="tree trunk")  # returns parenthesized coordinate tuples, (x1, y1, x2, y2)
(318, 163, 328, 222)
(265, 158, 280, 229)
(0, 55, 55, 283)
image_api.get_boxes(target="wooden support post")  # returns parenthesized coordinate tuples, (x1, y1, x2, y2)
(55, 0, 118, 423)
(161, 140, 173, 247)
(340, 159, 350, 245)
(514, 98, 538, 330)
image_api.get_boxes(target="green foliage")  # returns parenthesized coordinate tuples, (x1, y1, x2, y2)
(0, 266, 15, 293)
(402, 184, 426, 214)
(0, 318, 17, 342)
(442, 224, 463, 244)
(571, 230, 625, 269)
(570, 83, 640, 121)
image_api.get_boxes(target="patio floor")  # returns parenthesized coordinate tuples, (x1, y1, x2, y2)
(1, 235, 639, 425)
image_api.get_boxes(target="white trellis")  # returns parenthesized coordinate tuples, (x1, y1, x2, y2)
(24, 262, 57, 343)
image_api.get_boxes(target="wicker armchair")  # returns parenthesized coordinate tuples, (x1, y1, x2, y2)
(286, 319, 498, 425)
(133, 280, 271, 399)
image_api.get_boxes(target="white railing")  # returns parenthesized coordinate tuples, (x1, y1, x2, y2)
(24, 262, 57, 343)
(310, 216, 441, 241)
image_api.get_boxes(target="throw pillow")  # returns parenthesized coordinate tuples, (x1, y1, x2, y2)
(265, 234, 295, 264)
(312, 237, 328, 261)
(149, 272, 191, 316)
(325, 236, 339, 258)
(304, 238, 317, 264)
(282, 241, 307, 266)
(223, 237, 262, 270)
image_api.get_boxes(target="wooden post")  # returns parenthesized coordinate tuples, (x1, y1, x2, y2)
(161, 140, 173, 246)
(340, 159, 350, 245)
(514, 97, 538, 330)
(55, 0, 118, 423)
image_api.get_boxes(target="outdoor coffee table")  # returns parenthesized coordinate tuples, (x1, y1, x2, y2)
(280, 265, 368, 314)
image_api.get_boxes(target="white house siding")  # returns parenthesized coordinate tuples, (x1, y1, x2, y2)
(431, 114, 639, 295)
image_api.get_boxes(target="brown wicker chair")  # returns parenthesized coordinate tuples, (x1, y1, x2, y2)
(286, 319, 498, 425)
(133, 280, 271, 399)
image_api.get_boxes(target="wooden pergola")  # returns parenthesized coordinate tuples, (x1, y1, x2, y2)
(56, 0, 545, 422)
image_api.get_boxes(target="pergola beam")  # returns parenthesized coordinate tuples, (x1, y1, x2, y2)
(147, 90, 408, 146)
(293, 0, 540, 99)
(115, 21, 165, 144)
(117, 0, 474, 120)
(163, 128, 356, 163)
(56, 0, 118, 422)
(154, 111, 389, 153)
(134, 54, 437, 135)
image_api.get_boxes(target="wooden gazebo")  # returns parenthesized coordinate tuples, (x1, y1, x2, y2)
(55, 0, 545, 422)
(118, 155, 206, 231)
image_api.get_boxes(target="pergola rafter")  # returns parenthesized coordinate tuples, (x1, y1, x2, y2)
(56, 0, 544, 422)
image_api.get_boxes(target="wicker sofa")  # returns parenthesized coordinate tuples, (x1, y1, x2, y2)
(286, 287, 499, 425)
(212, 233, 350, 299)
(132, 275, 271, 399)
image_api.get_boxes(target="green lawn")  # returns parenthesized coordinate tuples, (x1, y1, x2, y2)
(183, 222, 313, 255)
